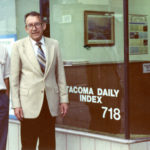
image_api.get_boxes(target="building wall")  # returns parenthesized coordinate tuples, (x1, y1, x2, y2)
(7, 120, 150, 150)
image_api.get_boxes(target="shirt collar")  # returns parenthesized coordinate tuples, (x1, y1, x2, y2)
(30, 36, 45, 46)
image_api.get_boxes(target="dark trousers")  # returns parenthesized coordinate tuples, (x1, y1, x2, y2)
(21, 95, 56, 150)
(0, 93, 9, 150)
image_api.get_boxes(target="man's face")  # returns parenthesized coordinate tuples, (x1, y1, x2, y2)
(25, 16, 46, 42)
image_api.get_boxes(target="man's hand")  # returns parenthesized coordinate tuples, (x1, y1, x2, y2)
(14, 107, 24, 121)
(60, 103, 68, 117)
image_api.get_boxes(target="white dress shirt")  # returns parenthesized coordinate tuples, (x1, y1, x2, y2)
(30, 37, 47, 60)
(0, 45, 10, 90)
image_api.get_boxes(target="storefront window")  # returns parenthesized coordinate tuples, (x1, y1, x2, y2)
(50, 0, 126, 138)
(129, 0, 150, 139)
(5, 0, 150, 140)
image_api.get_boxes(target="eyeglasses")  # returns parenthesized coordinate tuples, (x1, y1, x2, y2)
(26, 22, 42, 29)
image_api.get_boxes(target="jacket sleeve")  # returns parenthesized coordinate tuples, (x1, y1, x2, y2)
(10, 43, 22, 108)
(55, 41, 69, 104)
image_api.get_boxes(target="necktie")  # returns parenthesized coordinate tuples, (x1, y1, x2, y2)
(36, 42, 46, 73)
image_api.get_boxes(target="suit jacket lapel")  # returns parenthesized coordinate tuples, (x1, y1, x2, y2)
(44, 37, 54, 77)
(23, 37, 43, 75)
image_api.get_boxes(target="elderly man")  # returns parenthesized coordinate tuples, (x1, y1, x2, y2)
(10, 11, 69, 150)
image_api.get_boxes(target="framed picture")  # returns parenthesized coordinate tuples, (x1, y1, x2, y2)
(84, 11, 115, 47)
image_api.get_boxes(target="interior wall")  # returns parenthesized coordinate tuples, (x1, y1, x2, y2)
(50, 0, 124, 63)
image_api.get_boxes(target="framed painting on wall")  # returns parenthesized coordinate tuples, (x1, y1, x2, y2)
(84, 11, 115, 47)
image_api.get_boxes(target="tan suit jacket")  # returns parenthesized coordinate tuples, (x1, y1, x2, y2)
(10, 36, 68, 118)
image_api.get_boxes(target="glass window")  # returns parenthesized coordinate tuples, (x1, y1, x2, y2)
(50, 0, 125, 138)
(129, 0, 150, 139)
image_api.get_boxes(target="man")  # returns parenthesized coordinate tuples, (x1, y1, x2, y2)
(0, 45, 10, 150)
(10, 11, 69, 150)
